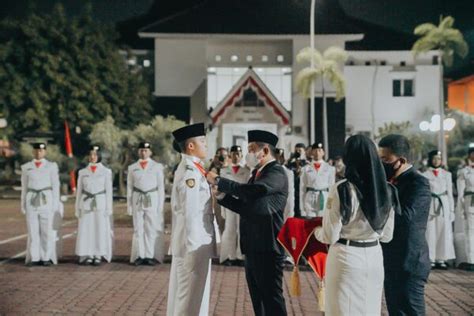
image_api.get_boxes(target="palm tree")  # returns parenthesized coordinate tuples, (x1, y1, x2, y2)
(412, 15, 469, 164)
(296, 46, 348, 156)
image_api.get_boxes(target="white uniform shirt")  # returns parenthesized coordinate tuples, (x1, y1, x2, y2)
(422, 167, 454, 214)
(127, 158, 165, 216)
(75, 163, 113, 216)
(300, 160, 336, 215)
(21, 159, 60, 213)
(315, 180, 395, 244)
(458, 165, 474, 201)
(170, 154, 217, 257)
(220, 164, 250, 185)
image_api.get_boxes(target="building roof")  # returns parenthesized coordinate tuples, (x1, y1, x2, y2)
(210, 68, 290, 126)
(139, 0, 363, 36)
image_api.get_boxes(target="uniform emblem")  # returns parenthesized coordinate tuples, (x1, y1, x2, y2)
(326, 197, 333, 209)
(186, 178, 195, 188)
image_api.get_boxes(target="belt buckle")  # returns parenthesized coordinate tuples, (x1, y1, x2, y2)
(346, 239, 351, 246)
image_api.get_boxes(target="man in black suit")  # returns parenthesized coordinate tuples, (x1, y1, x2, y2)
(207, 130, 288, 316)
(378, 134, 431, 315)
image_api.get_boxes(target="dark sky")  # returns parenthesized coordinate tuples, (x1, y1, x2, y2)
(2, 0, 473, 77)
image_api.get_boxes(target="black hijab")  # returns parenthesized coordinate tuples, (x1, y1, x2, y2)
(338, 135, 400, 234)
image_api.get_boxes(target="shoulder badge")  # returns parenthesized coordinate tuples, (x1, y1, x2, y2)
(186, 178, 195, 188)
(185, 165, 194, 172)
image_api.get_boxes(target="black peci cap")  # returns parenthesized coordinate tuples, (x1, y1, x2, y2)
(172, 123, 206, 143)
(311, 142, 324, 150)
(230, 145, 242, 153)
(247, 130, 278, 147)
(138, 142, 151, 149)
(32, 143, 47, 149)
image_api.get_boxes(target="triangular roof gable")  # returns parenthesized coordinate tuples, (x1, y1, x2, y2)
(210, 68, 290, 126)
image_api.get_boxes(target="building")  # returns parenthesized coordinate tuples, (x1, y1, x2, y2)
(137, 0, 441, 157)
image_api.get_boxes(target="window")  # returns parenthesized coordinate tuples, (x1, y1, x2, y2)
(393, 79, 414, 97)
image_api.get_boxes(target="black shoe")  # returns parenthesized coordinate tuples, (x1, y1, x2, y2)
(26, 261, 42, 267)
(235, 259, 245, 267)
(437, 262, 448, 270)
(465, 263, 474, 271)
(85, 258, 94, 265)
(134, 258, 144, 266)
(93, 258, 101, 266)
(146, 258, 157, 266)
(42, 260, 52, 266)
(222, 260, 233, 266)
(430, 262, 436, 269)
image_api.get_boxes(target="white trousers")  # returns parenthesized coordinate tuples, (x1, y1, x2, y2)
(167, 248, 211, 316)
(325, 242, 384, 316)
(75, 210, 113, 262)
(130, 208, 164, 262)
(426, 212, 455, 261)
(464, 197, 474, 263)
(219, 208, 242, 263)
(25, 210, 55, 263)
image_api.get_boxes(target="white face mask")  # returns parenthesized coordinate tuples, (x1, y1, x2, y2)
(246, 150, 263, 169)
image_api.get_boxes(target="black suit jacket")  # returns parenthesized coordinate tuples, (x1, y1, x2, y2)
(217, 161, 288, 255)
(382, 167, 431, 279)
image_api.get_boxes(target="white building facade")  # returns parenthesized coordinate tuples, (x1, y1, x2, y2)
(138, 2, 441, 157)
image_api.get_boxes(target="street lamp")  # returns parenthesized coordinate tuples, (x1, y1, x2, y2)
(419, 115, 456, 132)
(0, 117, 7, 129)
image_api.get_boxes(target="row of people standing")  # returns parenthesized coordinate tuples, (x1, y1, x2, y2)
(20, 142, 165, 266)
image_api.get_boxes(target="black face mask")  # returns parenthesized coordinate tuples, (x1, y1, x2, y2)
(383, 159, 401, 181)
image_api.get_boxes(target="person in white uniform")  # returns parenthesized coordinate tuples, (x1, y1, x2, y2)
(127, 142, 165, 266)
(75, 145, 114, 265)
(167, 123, 217, 316)
(315, 135, 397, 316)
(219, 145, 250, 266)
(276, 148, 295, 220)
(21, 142, 61, 266)
(300, 142, 336, 217)
(422, 150, 455, 269)
(457, 147, 474, 271)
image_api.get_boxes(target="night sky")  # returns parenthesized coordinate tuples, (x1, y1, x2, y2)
(2, 0, 473, 78)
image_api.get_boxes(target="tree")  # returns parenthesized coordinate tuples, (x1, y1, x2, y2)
(375, 121, 434, 163)
(0, 3, 152, 139)
(89, 115, 185, 196)
(412, 16, 469, 164)
(296, 46, 348, 156)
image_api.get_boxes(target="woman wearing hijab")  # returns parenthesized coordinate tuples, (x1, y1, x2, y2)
(422, 150, 455, 269)
(314, 135, 399, 315)
(75, 146, 114, 265)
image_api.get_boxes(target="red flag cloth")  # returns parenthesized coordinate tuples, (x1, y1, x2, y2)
(314, 162, 321, 171)
(278, 217, 328, 300)
(64, 121, 73, 157)
(64, 121, 76, 192)
(90, 165, 97, 173)
(140, 160, 148, 169)
(277, 217, 327, 267)
(34, 161, 42, 168)
(432, 169, 439, 177)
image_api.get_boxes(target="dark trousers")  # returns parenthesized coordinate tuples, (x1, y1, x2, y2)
(384, 270, 427, 315)
(244, 253, 287, 316)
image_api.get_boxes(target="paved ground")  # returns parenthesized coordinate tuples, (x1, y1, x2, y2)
(0, 199, 473, 315)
